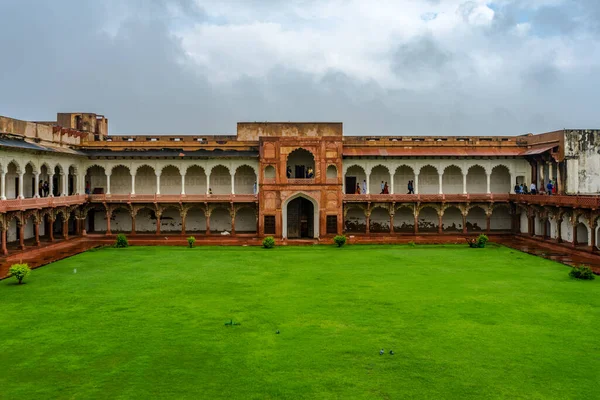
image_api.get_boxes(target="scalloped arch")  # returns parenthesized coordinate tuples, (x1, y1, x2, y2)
(467, 164, 487, 174)
(210, 164, 231, 174)
(443, 164, 463, 174)
(369, 164, 391, 174)
(419, 164, 439, 174)
(394, 164, 415, 174)
(160, 164, 182, 174)
(111, 164, 132, 174)
(135, 164, 157, 175)
(235, 164, 258, 175)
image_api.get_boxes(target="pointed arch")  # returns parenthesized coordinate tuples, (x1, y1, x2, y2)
(282, 192, 319, 239)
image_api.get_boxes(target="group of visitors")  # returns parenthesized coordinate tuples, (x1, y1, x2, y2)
(514, 180, 557, 195)
(38, 181, 51, 197)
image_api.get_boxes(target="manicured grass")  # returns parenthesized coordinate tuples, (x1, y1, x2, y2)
(1, 244, 599, 399)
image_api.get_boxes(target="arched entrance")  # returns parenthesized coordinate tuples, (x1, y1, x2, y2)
(283, 193, 319, 239)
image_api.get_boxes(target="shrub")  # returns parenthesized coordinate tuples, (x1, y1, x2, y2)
(9, 263, 31, 284)
(569, 265, 596, 280)
(333, 235, 347, 247)
(477, 234, 489, 248)
(262, 236, 275, 249)
(408, 241, 416, 247)
(114, 234, 129, 248)
(187, 236, 196, 248)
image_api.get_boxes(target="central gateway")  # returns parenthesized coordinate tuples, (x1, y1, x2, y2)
(286, 197, 314, 238)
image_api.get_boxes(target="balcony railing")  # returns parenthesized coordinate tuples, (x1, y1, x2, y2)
(0, 195, 88, 212)
(510, 194, 600, 208)
(343, 193, 511, 202)
(286, 178, 316, 185)
(87, 194, 258, 203)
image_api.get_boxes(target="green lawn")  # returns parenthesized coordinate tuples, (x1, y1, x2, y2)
(1, 245, 599, 400)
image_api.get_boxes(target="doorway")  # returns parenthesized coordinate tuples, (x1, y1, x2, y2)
(345, 176, 356, 194)
(286, 197, 314, 238)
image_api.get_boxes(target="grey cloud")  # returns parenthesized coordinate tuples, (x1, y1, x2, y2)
(0, 0, 599, 137)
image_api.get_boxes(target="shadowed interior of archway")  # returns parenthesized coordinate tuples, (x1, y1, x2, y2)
(286, 197, 314, 238)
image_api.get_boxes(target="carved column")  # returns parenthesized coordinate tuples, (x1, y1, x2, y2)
(231, 207, 236, 235)
(18, 172, 24, 199)
(105, 210, 112, 236)
(414, 174, 419, 195)
(486, 211, 491, 233)
(462, 212, 468, 234)
(205, 209, 211, 235)
(181, 173, 186, 196)
(131, 173, 136, 195)
(62, 172, 68, 196)
(34, 221, 40, 246)
(181, 210, 187, 235)
(365, 208, 370, 234)
(131, 212, 136, 236)
(18, 222, 25, 250)
(556, 218, 563, 243)
(571, 218, 577, 248)
(438, 211, 443, 234)
(389, 212, 394, 234)
(206, 173, 211, 195)
(486, 173, 491, 194)
(462, 174, 467, 195)
(34, 172, 40, 198)
(509, 173, 515, 194)
(390, 175, 394, 195)
(155, 174, 161, 195)
(49, 218, 55, 242)
(589, 220, 596, 253)
(556, 163, 563, 194)
(0, 170, 6, 200)
(231, 173, 235, 195)
(155, 211, 161, 235)
(48, 173, 54, 197)
(438, 174, 443, 195)
(63, 218, 68, 240)
(414, 208, 419, 234)
(1, 227, 7, 255)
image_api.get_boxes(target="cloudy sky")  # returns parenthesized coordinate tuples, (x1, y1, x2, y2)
(0, 0, 599, 136)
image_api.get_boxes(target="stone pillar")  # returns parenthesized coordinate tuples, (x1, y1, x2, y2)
(34, 172, 40, 198)
(414, 210, 419, 234)
(49, 174, 54, 197)
(389, 213, 394, 234)
(572, 221, 577, 248)
(231, 209, 236, 235)
(390, 174, 394, 195)
(1, 228, 7, 255)
(438, 174, 443, 195)
(156, 214, 161, 235)
(63, 219, 68, 240)
(181, 173, 186, 195)
(438, 212, 443, 234)
(231, 173, 235, 195)
(414, 174, 419, 195)
(206, 173, 211, 195)
(539, 163, 545, 193)
(156, 174, 161, 195)
(181, 212, 187, 235)
(486, 173, 491, 194)
(365, 210, 370, 234)
(34, 222, 40, 246)
(206, 211, 211, 235)
(0, 171, 6, 200)
(510, 174, 515, 194)
(462, 213, 467, 234)
(75, 217, 81, 235)
(62, 173, 68, 196)
(557, 163, 563, 194)
(366, 174, 370, 195)
(556, 218, 563, 243)
(486, 212, 491, 233)
(131, 174, 136, 195)
(462, 174, 467, 195)
(19, 223, 25, 250)
(131, 213, 136, 236)
(106, 172, 111, 195)
(18, 172, 24, 199)
(49, 219, 55, 242)
(590, 222, 597, 253)
(106, 211, 112, 236)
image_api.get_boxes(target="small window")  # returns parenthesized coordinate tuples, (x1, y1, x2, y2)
(326, 215, 337, 234)
(264, 216, 276, 235)
(264, 165, 276, 179)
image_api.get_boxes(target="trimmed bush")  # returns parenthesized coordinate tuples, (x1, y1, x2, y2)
(477, 234, 489, 248)
(333, 235, 347, 247)
(569, 265, 595, 280)
(408, 241, 416, 247)
(262, 236, 275, 249)
(9, 263, 31, 284)
(187, 236, 196, 248)
(115, 234, 129, 248)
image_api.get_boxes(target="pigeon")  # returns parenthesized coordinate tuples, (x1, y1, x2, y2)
(379, 349, 384, 355)
(276, 330, 280, 334)
(389, 350, 394, 355)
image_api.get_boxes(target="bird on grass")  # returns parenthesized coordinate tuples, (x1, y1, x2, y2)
(276, 330, 280, 334)
(379, 349, 384, 355)
(389, 350, 394, 355)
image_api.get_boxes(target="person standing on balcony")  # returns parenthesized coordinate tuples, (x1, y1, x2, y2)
(362, 180, 367, 194)
(408, 180, 414, 194)
(514, 183, 521, 194)
(530, 182, 537, 195)
(381, 181, 385, 193)
(38, 180, 44, 197)
(546, 180, 553, 195)
(286, 166, 292, 179)
(355, 183, 361, 194)
(383, 182, 389, 194)
(552, 180, 557, 195)
(43, 181, 49, 197)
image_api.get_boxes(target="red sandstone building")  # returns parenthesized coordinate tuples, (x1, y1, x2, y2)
(0, 112, 599, 259)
